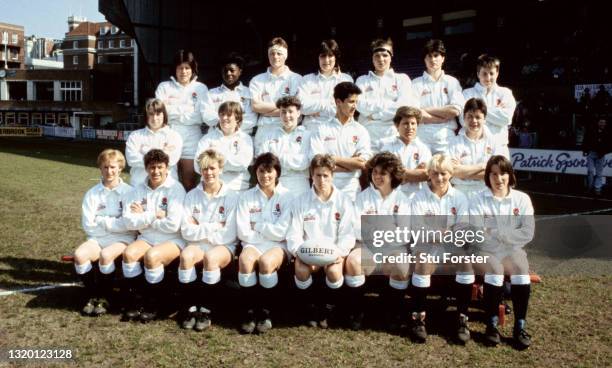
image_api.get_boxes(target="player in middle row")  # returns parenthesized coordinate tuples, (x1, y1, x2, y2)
(310, 82, 372, 201)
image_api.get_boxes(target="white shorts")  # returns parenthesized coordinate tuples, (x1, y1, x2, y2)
(242, 242, 288, 258)
(137, 234, 186, 250)
(88, 235, 134, 249)
(170, 124, 202, 160)
(187, 241, 236, 256)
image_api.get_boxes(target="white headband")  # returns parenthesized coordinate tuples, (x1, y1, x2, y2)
(268, 45, 288, 57)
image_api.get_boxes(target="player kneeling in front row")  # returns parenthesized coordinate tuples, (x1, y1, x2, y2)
(287, 154, 356, 328)
(469, 155, 535, 349)
(74, 149, 135, 316)
(121, 149, 186, 322)
(179, 149, 239, 331)
(410, 153, 473, 344)
(236, 152, 293, 334)
(345, 152, 411, 330)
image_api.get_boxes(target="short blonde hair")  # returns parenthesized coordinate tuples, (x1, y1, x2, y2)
(97, 149, 126, 170)
(427, 153, 454, 175)
(197, 149, 225, 171)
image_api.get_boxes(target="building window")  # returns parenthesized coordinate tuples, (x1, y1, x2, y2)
(60, 81, 83, 101)
(1, 32, 7, 44)
(32, 113, 43, 125)
(12, 33, 18, 44)
(18, 113, 29, 125)
(72, 40, 78, 49)
(58, 113, 69, 127)
(131, 39, 135, 47)
(0, 112, 3, 125)
(98, 40, 103, 49)
(44, 113, 55, 125)
(108, 40, 114, 48)
(97, 55, 103, 64)
(5, 112, 16, 125)
(72, 55, 78, 65)
(111, 26, 118, 34)
(119, 39, 126, 48)
(100, 27, 108, 35)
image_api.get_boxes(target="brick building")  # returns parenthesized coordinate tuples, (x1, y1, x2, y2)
(0, 22, 25, 69)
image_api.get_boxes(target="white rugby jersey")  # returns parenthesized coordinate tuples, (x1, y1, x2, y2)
(286, 186, 356, 257)
(193, 127, 253, 191)
(469, 189, 535, 251)
(249, 67, 303, 129)
(381, 136, 432, 197)
(354, 185, 411, 242)
(256, 125, 311, 193)
(181, 182, 239, 251)
(123, 176, 186, 247)
(411, 184, 469, 230)
(236, 184, 292, 250)
(81, 179, 135, 245)
(201, 83, 257, 133)
(447, 126, 504, 189)
(125, 126, 182, 186)
(155, 77, 208, 127)
(355, 69, 420, 145)
(412, 71, 465, 151)
(297, 72, 353, 131)
(462, 82, 516, 146)
(309, 117, 372, 184)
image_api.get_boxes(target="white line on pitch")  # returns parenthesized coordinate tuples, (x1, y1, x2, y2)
(537, 207, 612, 221)
(0, 282, 79, 297)
(526, 190, 612, 202)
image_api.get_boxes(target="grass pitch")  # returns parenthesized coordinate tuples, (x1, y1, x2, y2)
(0, 137, 610, 367)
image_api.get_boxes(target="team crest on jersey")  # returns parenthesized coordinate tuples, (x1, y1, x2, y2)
(451, 207, 457, 215)
(443, 87, 448, 95)
(273, 203, 281, 217)
(335, 212, 341, 221)
(486, 146, 492, 154)
(219, 206, 225, 214)
(140, 198, 147, 206)
(413, 152, 419, 161)
(192, 92, 198, 103)
(233, 140, 239, 153)
(352, 136, 359, 144)
(513, 208, 520, 216)
(284, 86, 290, 95)
(496, 98, 502, 106)
(160, 197, 168, 210)
(393, 204, 399, 214)
(391, 84, 398, 92)
(296, 136, 302, 143)
(97, 203, 106, 211)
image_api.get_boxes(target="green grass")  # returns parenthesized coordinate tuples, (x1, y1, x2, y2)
(0, 137, 611, 367)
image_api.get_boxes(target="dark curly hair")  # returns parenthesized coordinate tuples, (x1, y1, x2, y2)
(366, 152, 404, 189)
(144, 148, 169, 168)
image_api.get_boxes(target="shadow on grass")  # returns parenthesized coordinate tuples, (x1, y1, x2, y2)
(0, 137, 124, 169)
(0, 256, 74, 288)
